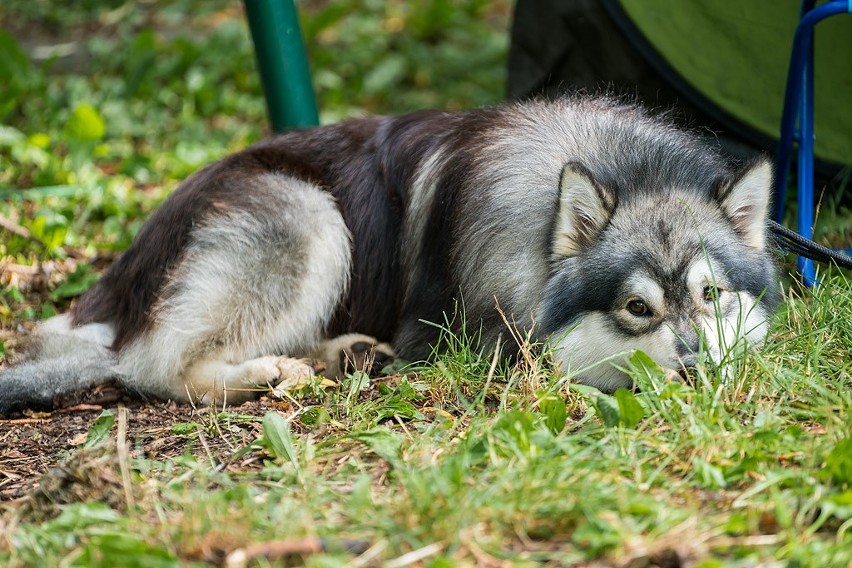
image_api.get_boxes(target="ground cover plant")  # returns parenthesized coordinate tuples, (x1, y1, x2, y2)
(1, 1, 850, 566)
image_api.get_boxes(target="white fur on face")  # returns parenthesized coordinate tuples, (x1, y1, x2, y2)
(686, 261, 770, 367)
(700, 292, 769, 368)
(551, 257, 770, 391)
(552, 312, 680, 392)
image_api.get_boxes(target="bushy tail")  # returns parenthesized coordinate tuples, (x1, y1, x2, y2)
(0, 331, 118, 414)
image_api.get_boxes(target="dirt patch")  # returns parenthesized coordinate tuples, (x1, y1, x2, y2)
(0, 369, 416, 507)
(0, 384, 281, 504)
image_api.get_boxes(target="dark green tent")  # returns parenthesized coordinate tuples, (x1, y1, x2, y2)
(508, 0, 851, 174)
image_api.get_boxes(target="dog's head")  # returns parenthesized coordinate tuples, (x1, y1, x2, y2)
(538, 158, 781, 392)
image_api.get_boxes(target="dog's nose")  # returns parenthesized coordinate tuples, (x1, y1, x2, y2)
(677, 354, 697, 381)
(679, 354, 697, 369)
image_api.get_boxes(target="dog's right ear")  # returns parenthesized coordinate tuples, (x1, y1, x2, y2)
(553, 163, 616, 257)
(717, 158, 773, 251)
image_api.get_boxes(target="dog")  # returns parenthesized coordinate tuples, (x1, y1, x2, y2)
(0, 96, 781, 413)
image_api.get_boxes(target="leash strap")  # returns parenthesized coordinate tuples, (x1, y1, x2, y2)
(769, 220, 852, 269)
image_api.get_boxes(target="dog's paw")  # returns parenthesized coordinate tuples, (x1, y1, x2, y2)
(272, 356, 315, 392)
(274, 356, 315, 380)
(340, 338, 395, 377)
(190, 355, 314, 406)
(317, 333, 395, 378)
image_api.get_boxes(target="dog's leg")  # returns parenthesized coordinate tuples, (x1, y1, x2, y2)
(116, 174, 352, 405)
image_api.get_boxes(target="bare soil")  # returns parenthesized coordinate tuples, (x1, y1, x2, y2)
(0, 383, 283, 504)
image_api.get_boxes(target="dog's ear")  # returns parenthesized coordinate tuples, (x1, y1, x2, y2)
(718, 158, 773, 250)
(553, 163, 616, 257)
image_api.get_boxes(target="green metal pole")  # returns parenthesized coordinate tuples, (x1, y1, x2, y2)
(244, 0, 319, 131)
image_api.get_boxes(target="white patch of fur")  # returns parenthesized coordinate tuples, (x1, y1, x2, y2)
(686, 260, 720, 295)
(39, 314, 115, 348)
(117, 174, 352, 403)
(720, 160, 773, 250)
(38, 313, 73, 334)
(686, 260, 768, 369)
(701, 293, 768, 371)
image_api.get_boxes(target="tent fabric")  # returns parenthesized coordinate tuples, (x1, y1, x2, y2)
(508, 0, 851, 172)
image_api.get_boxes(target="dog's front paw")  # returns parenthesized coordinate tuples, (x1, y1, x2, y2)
(340, 338, 395, 377)
(270, 356, 315, 395)
(317, 333, 395, 379)
(274, 356, 315, 381)
(189, 355, 314, 406)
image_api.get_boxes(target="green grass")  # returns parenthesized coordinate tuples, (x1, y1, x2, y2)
(1, 2, 851, 566)
(2, 276, 850, 566)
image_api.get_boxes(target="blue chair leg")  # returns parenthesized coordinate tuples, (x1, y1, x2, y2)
(774, 0, 816, 224)
(796, 20, 817, 286)
(774, 0, 851, 286)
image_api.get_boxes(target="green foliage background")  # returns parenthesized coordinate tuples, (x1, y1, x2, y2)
(0, 0, 508, 326)
(0, 2, 850, 567)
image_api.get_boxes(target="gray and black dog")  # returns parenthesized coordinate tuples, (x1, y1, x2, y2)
(0, 96, 780, 413)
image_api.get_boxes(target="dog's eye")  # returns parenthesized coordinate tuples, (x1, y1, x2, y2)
(702, 285, 720, 303)
(626, 300, 650, 316)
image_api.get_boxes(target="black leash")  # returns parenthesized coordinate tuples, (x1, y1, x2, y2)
(769, 220, 852, 269)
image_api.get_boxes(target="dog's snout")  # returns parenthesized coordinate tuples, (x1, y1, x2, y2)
(679, 353, 697, 369)
(675, 353, 698, 383)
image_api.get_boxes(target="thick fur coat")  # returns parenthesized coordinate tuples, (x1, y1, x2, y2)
(0, 97, 780, 412)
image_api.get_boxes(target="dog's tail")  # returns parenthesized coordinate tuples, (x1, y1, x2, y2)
(0, 316, 118, 414)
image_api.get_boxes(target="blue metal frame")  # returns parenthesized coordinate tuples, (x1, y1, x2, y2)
(774, 0, 851, 285)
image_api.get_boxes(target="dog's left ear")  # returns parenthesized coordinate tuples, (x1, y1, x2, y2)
(718, 158, 773, 250)
(553, 163, 616, 257)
